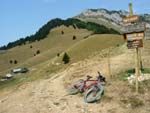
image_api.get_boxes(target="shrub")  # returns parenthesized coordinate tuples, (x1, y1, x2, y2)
(9, 60, 13, 64)
(36, 50, 40, 55)
(116, 44, 120, 47)
(57, 53, 60, 57)
(30, 45, 33, 48)
(62, 52, 70, 64)
(14, 60, 18, 64)
(73, 35, 77, 40)
(61, 31, 64, 35)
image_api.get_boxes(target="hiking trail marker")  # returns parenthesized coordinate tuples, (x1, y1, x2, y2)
(122, 3, 146, 94)
(123, 15, 139, 23)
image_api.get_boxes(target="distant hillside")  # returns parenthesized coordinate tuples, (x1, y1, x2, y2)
(75, 9, 150, 31)
(0, 18, 119, 50)
(0, 26, 92, 73)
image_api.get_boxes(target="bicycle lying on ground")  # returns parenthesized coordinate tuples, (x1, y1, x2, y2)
(68, 71, 106, 103)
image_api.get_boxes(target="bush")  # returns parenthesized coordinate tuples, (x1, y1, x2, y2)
(30, 45, 33, 48)
(57, 53, 60, 57)
(116, 44, 120, 47)
(62, 52, 70, 64)
(61, 31, 64, 35)
(14, 60, 18, 64)
(9, 60, 13, 64)
(36, 50, 40, 54)
(73, 35, 77, 40)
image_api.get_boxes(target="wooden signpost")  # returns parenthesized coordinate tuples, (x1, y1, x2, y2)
(127, 40, 143, 49)
(122, 3, 146, 94)
(124, 32, 145, 41)
(122, 23, 146, 34)
(123, 15, 139, 23)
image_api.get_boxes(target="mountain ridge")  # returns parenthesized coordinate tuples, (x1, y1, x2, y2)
(75, 8, 150, 29)
(1, 8, 150, 50)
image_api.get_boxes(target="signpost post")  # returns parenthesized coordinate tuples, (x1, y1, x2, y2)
(122, 3, 146, 94)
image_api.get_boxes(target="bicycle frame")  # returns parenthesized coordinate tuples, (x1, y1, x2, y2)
(83, 80, 99, 90)
(74, 79, 99, 92)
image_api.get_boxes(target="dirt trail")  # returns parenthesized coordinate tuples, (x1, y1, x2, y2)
(0, 48, 149, 113)
(0, 71, 125, 113)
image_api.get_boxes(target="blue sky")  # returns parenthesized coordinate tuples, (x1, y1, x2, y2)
(0, 0, 150, 46)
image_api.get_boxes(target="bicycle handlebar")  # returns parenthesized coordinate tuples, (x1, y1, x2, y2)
(86, 75, 92, 80)
(97, 71, 101, 75)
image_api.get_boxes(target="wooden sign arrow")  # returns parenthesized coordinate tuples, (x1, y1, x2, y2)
(124, 32, 145, 41)
(123, 15, 139, 23)
(127, 39, 143, 49)
(122, 23, 146, 34)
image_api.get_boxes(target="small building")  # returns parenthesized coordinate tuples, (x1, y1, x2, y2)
(5, 73, 13, 78)
(11, 68, 28, 74)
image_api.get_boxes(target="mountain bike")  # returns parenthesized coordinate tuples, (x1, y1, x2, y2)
(68, 71, 105, 103)
(84, 82, 104, 103)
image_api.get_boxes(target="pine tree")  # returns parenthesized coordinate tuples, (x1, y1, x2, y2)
(62, 52, 70, 64)
(73, 35, 76, 40)
(36, 50, 40, 54)
(14, 60, 18, 64)
(57, 53, 60, 57)
(9, 60, 13, 64)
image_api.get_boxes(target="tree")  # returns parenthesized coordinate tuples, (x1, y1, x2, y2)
(14, 60, 18, 64)
(36, 50, 40, 54)
(62, 52, 70, 64)
(57, 53, 60, 57)
(73, 35, 77, 40)
(9, 60, 13, 64)
(61, 30, 64, 35)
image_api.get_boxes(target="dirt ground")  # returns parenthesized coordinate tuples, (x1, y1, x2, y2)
(0, 48, 150, 113)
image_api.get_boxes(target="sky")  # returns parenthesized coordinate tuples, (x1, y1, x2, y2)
(0, 0, 150, 46)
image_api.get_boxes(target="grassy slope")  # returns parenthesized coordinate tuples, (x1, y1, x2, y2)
(0, 26, 92, 74)
(21, 34, 124, 83)
(0, 32, 124, 90)
(67, 34, 124, 61)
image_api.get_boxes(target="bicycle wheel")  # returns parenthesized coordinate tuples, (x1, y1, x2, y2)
(68, 79, 84, 95)
(84, 84, 104, 103)
(68, 86, 79, 95)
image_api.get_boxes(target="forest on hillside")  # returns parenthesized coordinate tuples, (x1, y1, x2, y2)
(0, 18, 120, 50)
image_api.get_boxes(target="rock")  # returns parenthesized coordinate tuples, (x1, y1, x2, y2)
(126, 103, 131, 108)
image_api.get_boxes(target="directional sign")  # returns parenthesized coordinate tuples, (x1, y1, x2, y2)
(122, 23, 146, 34)
(123, 15, 139, 23)
(127, 39, 143, 49)
(124, 32, 145, 41)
